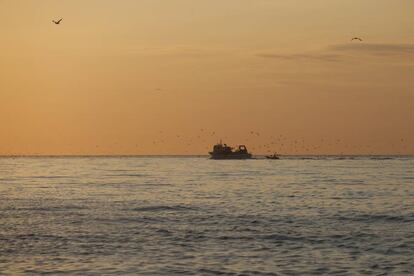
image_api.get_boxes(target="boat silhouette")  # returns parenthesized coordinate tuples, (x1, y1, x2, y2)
(209, 141, 252, 159)
(266, 153, 280, 160)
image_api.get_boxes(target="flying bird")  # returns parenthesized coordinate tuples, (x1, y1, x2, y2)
(351, 37, 363, 41)
(52, 18, 63, 25)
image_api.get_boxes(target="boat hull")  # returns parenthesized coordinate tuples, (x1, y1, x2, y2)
(266, 156, 279, 160)
(209, 153, 252, 160)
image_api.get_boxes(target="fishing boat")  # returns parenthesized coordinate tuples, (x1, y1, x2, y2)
(209, 142, 252, 159)
(266, 153, 280, 160)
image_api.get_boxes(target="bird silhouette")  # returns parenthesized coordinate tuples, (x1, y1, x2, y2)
(351, 37, 362, 41)
(52, 18, 63, 25)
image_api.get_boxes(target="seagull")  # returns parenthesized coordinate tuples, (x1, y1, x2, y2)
(351, 37, 363, 41)
(52, 18, 63, 25)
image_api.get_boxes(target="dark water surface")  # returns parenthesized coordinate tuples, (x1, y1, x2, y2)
(0, 156, 413, 275)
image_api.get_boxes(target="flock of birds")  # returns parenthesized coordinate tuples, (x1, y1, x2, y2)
(50, 17, 377, 154)
(128, 128, 408, 155)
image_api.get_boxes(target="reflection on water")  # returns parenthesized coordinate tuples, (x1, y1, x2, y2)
(0, 156, 413, 274)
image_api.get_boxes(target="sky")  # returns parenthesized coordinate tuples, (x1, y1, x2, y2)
(1, 0, 413, 155)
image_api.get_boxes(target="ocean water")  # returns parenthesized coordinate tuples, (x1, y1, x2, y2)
(0, 156, 413, 275)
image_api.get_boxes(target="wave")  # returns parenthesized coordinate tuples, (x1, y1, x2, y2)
(370, 157, 395, 160)
(9, 205, 86, 212)
(105, 173, 145, 177)
(129, 205, 197, 212)
(337, 213, 414, 223)
(261, 233, 309, 242)
(0, 178, 16, 182)
(30, 175, 69, 179)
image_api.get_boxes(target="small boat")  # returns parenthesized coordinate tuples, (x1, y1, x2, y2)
(209, 141, 252, 159)
(266, 153, 280, 160)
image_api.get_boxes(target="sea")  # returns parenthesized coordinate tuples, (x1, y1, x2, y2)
(0, 156, 413, 275)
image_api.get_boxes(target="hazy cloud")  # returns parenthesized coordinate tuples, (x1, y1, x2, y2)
(257, 53, 342, 62)
(128, 45, 232, 58)
(330, 43, 414, 56)
(257, 43, 414, 63)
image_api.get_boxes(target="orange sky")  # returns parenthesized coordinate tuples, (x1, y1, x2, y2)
(1, 0, 413, 155)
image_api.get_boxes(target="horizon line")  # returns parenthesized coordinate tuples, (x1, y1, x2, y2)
(1, 154, 413, 158)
